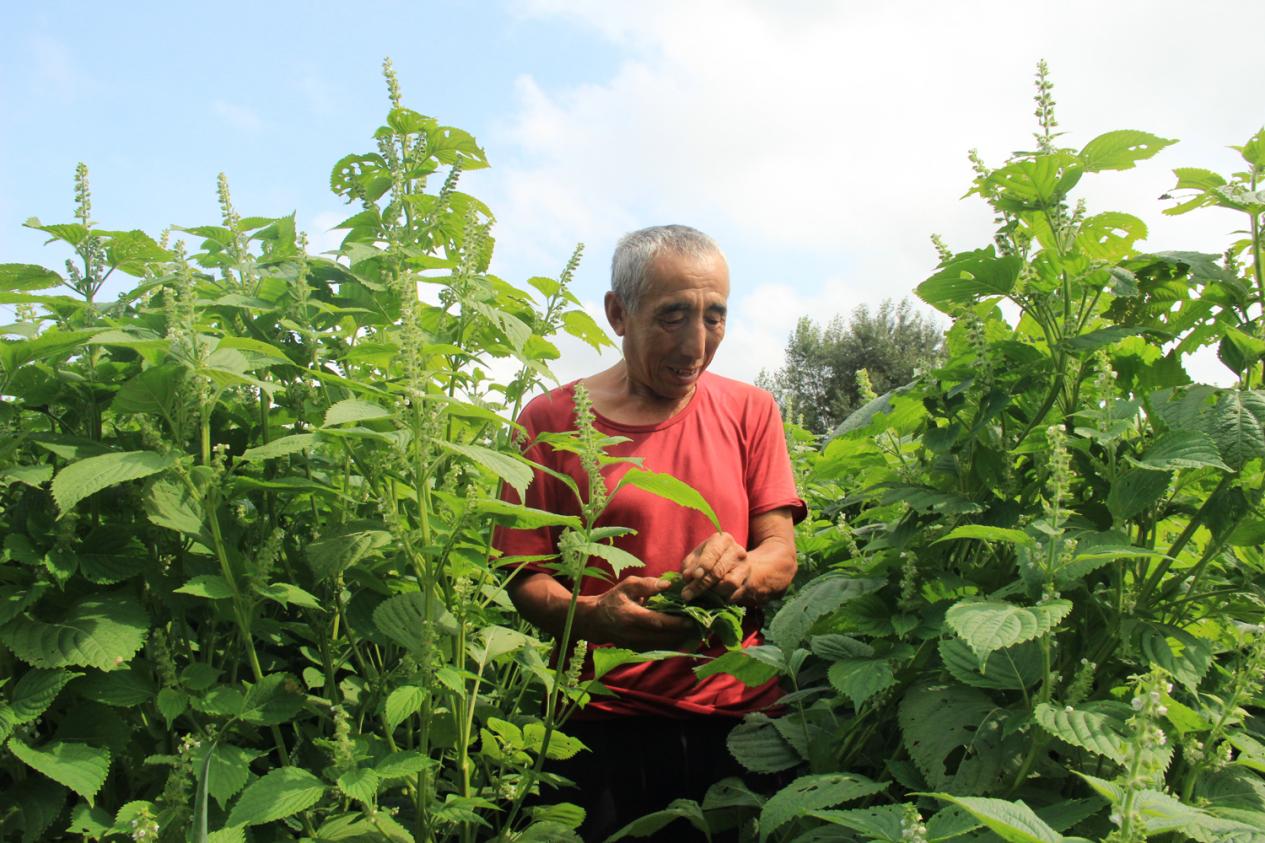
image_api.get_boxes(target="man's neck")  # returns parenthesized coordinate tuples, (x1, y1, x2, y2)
(582, 364, 698, 426)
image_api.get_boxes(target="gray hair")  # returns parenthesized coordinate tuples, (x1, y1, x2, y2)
(610, 224, 724, 312)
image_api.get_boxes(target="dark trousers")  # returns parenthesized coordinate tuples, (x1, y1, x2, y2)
(548, 716, 746, 842)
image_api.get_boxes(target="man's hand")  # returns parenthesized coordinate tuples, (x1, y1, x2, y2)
(577, 576, 697, 650)
(680, 531, 751, 603)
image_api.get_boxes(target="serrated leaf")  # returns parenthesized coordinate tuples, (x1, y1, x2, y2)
(934, 525, 1034, 546)
(945, 601, 1041, 663)
(338, 768, 379, 803)
(439, 440, 532, 500)
(1211, 389, 1265, 470)
(759, 773, 887, 841)
(9, 737, 110, 805)
(241, 433, 318, 462)
(175, 575, 234, 600)
(323, 398, 392, 426)
(254, 581, 323, 610)
(614, 467, 721, 531)
(607, 798, 708, 842)
(810, 804, 907, 840)
(939, 638, 1043, 690)
(572, 540, 644, 578)
(306, 529, 391, 581)
(1033, 702, 1126, 763)
(1079, 130, 1177, 172)
(925, 794, 1060, 843)
(226, 766, 325, 827)
(10, 669, 79, 723)
(1107, 468, 1171, 521)
(156, 688, 187, 724)
(0, 263, 63, 292)
(372, 591, 456, 655)
(375, 751, 433, 779)
(73, 666, 154, 706)
(827, 658, 895, 708)
(193, 742, 265, 810)
(472, 498, 582, 531)
(52, 450, 177, 514)
(240, 673, 305, 726)
(1138, 623, 1212, 690)
(727, 714, 802, 773)
(768, 575, 884, 651)
(0, 591, 148, 671)
(66, 803, 113, 837)
(560, 309, 612, 351)
(916, 251, 1022, 313)
(143, 476, 204, 537)
(899, 681, 995, 789)
(523, 722, 585, 760)
(1134, 430, 1231, 472)
(384, 685, 425, 730)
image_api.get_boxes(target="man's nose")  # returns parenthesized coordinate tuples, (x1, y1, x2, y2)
(680, 316, 708, 359)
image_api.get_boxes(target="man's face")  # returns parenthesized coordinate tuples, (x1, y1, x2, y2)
(605, 249, 729, 402)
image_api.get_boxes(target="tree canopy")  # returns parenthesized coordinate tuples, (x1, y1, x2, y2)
(758, 298, 944, 435)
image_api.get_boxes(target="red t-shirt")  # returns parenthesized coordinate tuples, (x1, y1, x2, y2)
(493, 372, 807, 718)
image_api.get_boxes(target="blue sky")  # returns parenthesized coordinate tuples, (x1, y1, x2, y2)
(4, 1, 1264, 385)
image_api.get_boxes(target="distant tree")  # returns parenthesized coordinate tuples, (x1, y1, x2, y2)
(758, 298, 945, 435)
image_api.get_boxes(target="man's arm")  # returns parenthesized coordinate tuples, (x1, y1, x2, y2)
(508, 571, 697, 650)
(679, 507, 797, 605)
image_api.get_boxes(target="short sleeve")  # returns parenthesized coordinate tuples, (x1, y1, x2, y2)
(744, 391, 808, 523)
(491, 402, 565, 570)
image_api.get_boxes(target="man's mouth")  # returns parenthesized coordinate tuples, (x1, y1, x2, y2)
(669, 366, 698, 380)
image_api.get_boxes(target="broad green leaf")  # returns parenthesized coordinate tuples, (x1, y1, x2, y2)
(1218, 326, 1265, 376)
(337, 768, 379, 803)
(1033, 702, 1126, 763)
(945, 601, 1042, 663)
(241, 433, 318, 462)
(614, 467, 721, 532)
(0, 263, 63, 292)
(934, 525, 1034, 547)
(727, 713, 802, 773)
(1079, 130, 1177, 172)
(323, 398, 393, 426)
(768, 575, 884, 651)
(156, 688, 187, 724)
(938, 638, 1043, 690)
(1210, 389, 1265, 470)
(925, 794, 1060, 843)
(111, 365, 185, 417)
(695, 648, 782, 686)
(561, 309, 612, 351)
(607, 798, 708, 841)
(1138, 624, 1212, 690)
(473, 498, 582, 530)
(1, 464, 52, 488)
(66, 803, 113, 837)
(305, 529, 391, 581)
(240, 673, 305, 726)
(916, 252, 1022, 313)
(8, 738, 110, 805)
(1133, 430, 1231, 472)
(522, 722, 585, 760)
(1076, 211, 1147, 261)
(73, 666, 154, 706)
(1107, 468, 1171, 521)
(372, 591, 456, 655)
(0, 591, 148, 671)
(52, 450, 177, 514)
(254, 581, 323, 610)
(828, 658, 895, 708)
(760, 773, 887, 841)
(375, 751, 434, 780)
(175, 575, 234, 600)
(439, 440, 533, 499)
(810, 804, 906, 841)
(899, 682, 995, 789)
(226, 766, 325, 827)
(143, 476, 204, 537)
(572, 540, 644, 578)
(591, 648, 680, 680)
(9, 669, 79, 723)
(192, 742, 265, 810)
(385, 685, 425, 730)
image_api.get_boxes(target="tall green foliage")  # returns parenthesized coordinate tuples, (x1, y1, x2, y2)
(641, 63, 1265, 842)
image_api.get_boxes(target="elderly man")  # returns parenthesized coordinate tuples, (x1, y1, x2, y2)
(495, 225, 805, 840)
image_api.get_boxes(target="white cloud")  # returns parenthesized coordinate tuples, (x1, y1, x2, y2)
(213, 99, 264, 132)
(488, 0, 1261, 386)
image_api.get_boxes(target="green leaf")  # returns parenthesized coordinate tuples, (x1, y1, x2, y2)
(385, 685, 425, 730)
(1076, 212, 1148, 261)
(1107, 468, 1171, 521)
(143, 476, 205, 537)
(592, 648, 679, 680)
(934, 525, 1034, 547)
(607, 798, 708, 841)
(916, 252, 1022, 313)
(1079, 130, 1177, 172)
(828, 658, 895, 708)
(1033, 702, 1126, 763)
(939, 639, 1043, 690)
(338, 768, 379, 804)
(10, 669, 79, 723)
(1134, 430, 1231, 472)
(73, 666, 154, 706)
(240, 673, 305, 726)
(372, 591, 456, 655)
(306, 529, 391, 581)
(439, 440, 533, 500)
(375, 751, 434, 780)
(1218, 327, 1265, 376)
(226, 766, 325, 827)
(1138, 623, 1212, 690)
(924, 794, 1061, 843)
(614, 467, 721, 531)
(111, 365, 184, 416)
(156, 688, 187, 724)
(523, 722, 586, 760)
(572, 540, 644, 578)
(899, 681, 995, 789)
(694, 648, 782, 686)
(323, 398, 392, 426)
(175, 575, 234, 600)
(810, 804, 906, 841)
(759, 773, 887, 841)
(0, 591, 148, 671)
(8, 737, 110, 805)
(52, 450, 177, 515)
(560, 309, 612, 351)
(241, 434, 318, 462)
(945, 601, 1044, 663)
(473, 498, 582, 531)
(1211, 389, 1265, 470)
(192, 742, 265, 810)
(254, 581, 323, 610)
(768, 575, 884, 651)
(66, 803, 113, 837)
(727, 714, 802, 773)
(0, 264, 63, 292)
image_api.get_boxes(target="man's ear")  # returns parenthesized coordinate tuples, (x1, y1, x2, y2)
(605, 291, 627, 337)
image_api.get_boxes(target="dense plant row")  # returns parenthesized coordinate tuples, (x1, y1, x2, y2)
(637, 65, 1265, 842)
